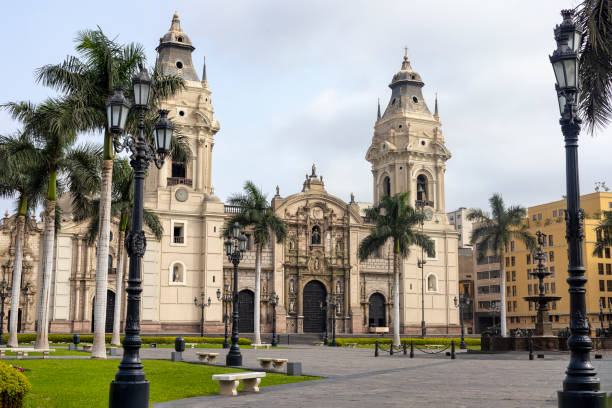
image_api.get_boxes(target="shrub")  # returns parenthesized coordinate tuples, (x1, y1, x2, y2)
(3, 334, 252, 346)
(334, 337, 480, 347)
(0, 362, 31, 408)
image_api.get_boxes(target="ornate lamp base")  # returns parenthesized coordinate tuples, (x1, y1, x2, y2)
(557, 390, 608, 408)
(226, 352, 242, 367)
(109, 380, 149, 408)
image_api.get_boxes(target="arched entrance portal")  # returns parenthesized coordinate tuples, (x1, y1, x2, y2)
(238, 290, 254, 333)
(303, 280, 326, 333)
(91, 290, 115, 333)
(368, 293, 386, 328)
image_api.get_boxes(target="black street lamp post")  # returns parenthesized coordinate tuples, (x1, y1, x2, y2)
(224, 223, 247, 366)
(416, 201, 427, 338)
(550, 10, 608, 407)
(217, 284, 232, 348)
(194, 292, 211, 337)
(327, 294, 339, 347)
(454, 290, 471, 350)
(320, 299, 329, 345)
(270, 291, 279, 347)
(0, 279, 7, 346)
(107, 65, 173, 408)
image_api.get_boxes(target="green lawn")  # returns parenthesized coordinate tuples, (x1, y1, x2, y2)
(4, 359, 321, 408)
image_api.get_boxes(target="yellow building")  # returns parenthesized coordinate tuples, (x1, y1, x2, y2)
(506, 192, 612, 332)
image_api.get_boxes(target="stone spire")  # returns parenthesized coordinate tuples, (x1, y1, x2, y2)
(377, 98, 381, 119)
(202, 56, 207, 83)
(434, 93, 439, 119)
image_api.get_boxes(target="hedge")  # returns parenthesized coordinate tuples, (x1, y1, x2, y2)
(0, 362, 31, 408)
(335, 337, 480, 347)
(2, 334, 251, 346)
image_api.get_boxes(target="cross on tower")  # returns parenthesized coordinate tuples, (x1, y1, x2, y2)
(404, 46, 408, 57)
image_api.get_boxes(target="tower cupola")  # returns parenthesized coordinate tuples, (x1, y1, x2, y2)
(382, 53, 431, 118)
(156, 13, 200, 81)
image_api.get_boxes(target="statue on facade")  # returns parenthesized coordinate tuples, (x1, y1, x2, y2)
(311, 163, 316, 176)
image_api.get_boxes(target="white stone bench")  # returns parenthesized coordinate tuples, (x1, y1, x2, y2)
(197, 352, 219, 364)
(82, 344, 93, 352)
(257, 358, 288, 370)
(212, 372, 266, 396)
(0, 348, 56, 359)
(345, 343, 357, 349)
(369, 327, 389, 334)
(424, 344, 444, 350)
(252, 343, 271, 350)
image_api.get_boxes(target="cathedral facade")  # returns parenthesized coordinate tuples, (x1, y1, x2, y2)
(0, 14, 459, 336)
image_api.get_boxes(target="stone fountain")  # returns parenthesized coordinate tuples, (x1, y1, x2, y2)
(523, 231, 562, 337)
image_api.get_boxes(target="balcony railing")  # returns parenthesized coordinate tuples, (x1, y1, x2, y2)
(167, 177, 192, 187)
(415, 199, 434, 208)
(224, 205, 242, 214)
(173, 236, 184, 244)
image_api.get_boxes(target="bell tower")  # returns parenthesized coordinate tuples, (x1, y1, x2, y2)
(365, 53, 451, 214)
(145, 12, 220, 198)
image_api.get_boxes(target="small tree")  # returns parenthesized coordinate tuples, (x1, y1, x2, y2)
(358, 192, 434, 346)
(226, 181, 286, 345)
(594, 210, 612, 255)
(468, 194, 535, 337)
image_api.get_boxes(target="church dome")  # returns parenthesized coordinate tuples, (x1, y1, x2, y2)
(159, 13, 194, 49)
(390, 56, 424, 86)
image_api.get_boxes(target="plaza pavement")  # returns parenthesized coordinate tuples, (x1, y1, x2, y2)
(145, 345, 612, 408)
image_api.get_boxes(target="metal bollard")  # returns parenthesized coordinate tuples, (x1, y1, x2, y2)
(403, 341, 407, 355)
(451, 340, 456, 359)
(410, 340, 414, 358)
(375, 341, 379, 357)
(529, 337, 534, 361)
(390, 342, 394, 355)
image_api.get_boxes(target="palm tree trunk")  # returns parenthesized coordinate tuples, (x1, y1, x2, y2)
(35, 200, 56, 350)
(92, 159, 113, 359)
(111, 228, 125, 346)
(8, 201, 26, 348)
(499, 253, 507, 337)
(254, 244, 262, 345)
(392, 241, 400, 347)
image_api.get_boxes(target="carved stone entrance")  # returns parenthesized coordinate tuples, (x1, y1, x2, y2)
(238, 289, 254, 333)
(91, 290, 115, 333)
(368, 293, 386, 327)
(303, 280, 326, 333)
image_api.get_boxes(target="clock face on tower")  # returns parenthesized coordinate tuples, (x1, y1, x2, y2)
(424, 208, 434, 221)
(175, 188, 189, 202)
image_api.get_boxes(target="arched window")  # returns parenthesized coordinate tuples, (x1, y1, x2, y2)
(311, 226, 321, 245)
(383, 176, 391, 196)
(169, 261, 186, 285)
(417, 175, 428, 201)
(427, 274, 438, 292)
(172, 161, 186, 178)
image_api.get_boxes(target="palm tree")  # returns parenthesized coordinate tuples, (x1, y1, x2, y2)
(2, 99, 102, 349)
(35, 28, 186, 358)
(0, 133, 46, 348)
(594, 210, 612, 255)
(575, 0, 612, 133)
(468, 193, 535, 337)
(226, 181, 286, 345)
(358, 192, 434, 347)
(77, 158, 163, 346)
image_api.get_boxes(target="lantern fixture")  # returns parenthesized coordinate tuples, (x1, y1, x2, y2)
(232, 222, 241, 239)
(106, 86, 131, 134)
(132, 64, 152, 108)
(154, 110, 173, 158)
(550, 9, 580, 92)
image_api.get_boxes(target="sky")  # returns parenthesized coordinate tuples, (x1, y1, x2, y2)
(1, 0, 610, 218)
